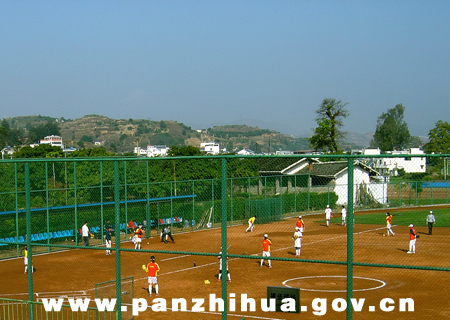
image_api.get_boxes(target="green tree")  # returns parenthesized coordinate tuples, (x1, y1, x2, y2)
(309, 98, 349, 153)
(13, 144, 64, 158)
(69, 148, 115, 157)
(426, 120, 450, 154)
(407, 136, 424, 148)
(370, 104, 411, 152)
(167, 145, 202, 156)
(0, 126, 7, 149)
(1, 119, 24, 147)
(28, 121, 61, 143)
(80, 135, 93, 143)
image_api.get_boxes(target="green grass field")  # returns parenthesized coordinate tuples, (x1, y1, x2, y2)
(325, 208, 450, 228)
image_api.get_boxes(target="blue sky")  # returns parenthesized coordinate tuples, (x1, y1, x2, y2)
(1, 1, 449, 137)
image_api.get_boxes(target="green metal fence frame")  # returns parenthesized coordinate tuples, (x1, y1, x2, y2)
(1, 153, 450, 320)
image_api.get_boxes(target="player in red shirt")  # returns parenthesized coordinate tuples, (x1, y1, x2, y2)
(260, 234, 272, 268)
(407, 224, 418, 254)
(147, 256, 160, 296)
(134, 225, 144, 249)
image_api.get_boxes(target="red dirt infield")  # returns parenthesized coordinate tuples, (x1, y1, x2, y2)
(1, 206, 450, 319)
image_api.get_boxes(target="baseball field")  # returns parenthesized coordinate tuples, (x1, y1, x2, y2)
(1, 205, 450, 320)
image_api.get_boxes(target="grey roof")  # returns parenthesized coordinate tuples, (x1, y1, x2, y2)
(254, 158, 311, 173)
(254, 158, 381, 177)
(296, 161, 349, 178)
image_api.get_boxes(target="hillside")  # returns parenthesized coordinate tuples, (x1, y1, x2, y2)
(4, 115, 316, 153)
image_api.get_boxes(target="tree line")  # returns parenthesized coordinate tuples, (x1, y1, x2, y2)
(308, 98, 450, 155)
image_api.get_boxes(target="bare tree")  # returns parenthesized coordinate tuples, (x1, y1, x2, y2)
(309, 98, 349, 153)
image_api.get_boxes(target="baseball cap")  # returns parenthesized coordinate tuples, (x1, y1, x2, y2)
(408, 224, 414, 228)
(264, 234, 268, 238)
(299, 215, 302, 219)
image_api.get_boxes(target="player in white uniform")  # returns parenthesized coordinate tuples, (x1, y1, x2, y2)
(293, 227, 303, 257)
(24, 246, 33, 274)
(325, 205, 333, 227)
(341, 206, 347, 226)
(217, 249, 231, 282)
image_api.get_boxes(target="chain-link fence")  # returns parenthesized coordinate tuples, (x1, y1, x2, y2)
(1, 154, 450, 319)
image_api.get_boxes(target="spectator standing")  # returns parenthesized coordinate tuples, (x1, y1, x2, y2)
(426, 211, 436, 235)
(82, 221, 89, 246)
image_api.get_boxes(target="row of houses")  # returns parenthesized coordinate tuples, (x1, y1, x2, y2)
(135, 143, 426, 175)
(354, 147, 426, 175)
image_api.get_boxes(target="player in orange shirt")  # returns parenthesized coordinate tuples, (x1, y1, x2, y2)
(386, 213, 395, 236)
(147, 256, 160, 296)
(260, 234, 272, 268)
(296, 216, 305, 232)
(134, 225, 144, 249)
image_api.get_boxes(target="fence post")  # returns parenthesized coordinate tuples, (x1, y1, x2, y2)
(221, 158, 228, 320)
(45, 162, 50, 252)
(15, 163, 19, 257)
(146, 161, 150, 237)
(74, 162, 78, 246)
(294, 175, 297, 213)
(25, 162, 34, 320)
(114, 160, 122, 320)
(100, 161, 104, 243)
(192, 180, 195, 230)
(431, 183, 433, 205)
(346, 157, 354, 320)
(307, 174, 311, 212)
(212, 179, 215, 226)
(415, 181, 418, 206)
(124, 161, 128, 233)
(230, 179, 233, 225)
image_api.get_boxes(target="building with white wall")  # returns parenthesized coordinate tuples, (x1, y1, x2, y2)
(364, 148, 426, 176)
(237, 148, 254, 155)
(200, 142, 220, 155)
(134, 145, 169, 157)
(40, 135, 63, 148)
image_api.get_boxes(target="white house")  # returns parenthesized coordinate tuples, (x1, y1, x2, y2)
(385, 148, 426, 174)
(256, 158, 387, 206)
(134, 145, 169, 157)
(40, 135, 63, 148)
(200, 142, 220, 155)
(237, 148, 255, 155)
(364, 148, 426, 175)
(276, 150, 294, 155)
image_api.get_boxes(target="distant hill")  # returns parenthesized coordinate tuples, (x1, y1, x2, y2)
(4, 115, 315, 153)
(341, 131, 374, 149)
